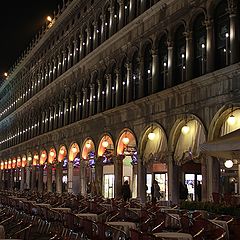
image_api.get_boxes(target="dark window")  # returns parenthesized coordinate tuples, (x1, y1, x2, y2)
(173, 25, 186, 85)
(193, 14, 207, 77)
(111, 65, 116, 108)
(121, 59, 127, 104)
(214, 0, 230, 69)
(132, 52, 140, 100)
(143, 43, 152, 96)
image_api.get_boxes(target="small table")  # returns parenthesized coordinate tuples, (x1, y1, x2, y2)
(76, 213, 98, 221)
(107, 221, 136, 237)
(154, 232, 193, 240)
(52, 207, 71, 213)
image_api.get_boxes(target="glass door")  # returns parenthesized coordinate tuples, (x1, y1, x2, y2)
(104, 174, 115, 198)
(155, 173, 168, 200)
(185, 174, 202, 201)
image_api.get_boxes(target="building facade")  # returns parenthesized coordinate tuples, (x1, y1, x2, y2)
(0, 0, 240, 203)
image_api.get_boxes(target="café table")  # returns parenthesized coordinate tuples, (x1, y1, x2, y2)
(154, 232, 193, 240)
(210, 219, 229, 240)
(76, 213, 98, 221)
(52, 207, 71, 213)
(106, 221, 136, 237)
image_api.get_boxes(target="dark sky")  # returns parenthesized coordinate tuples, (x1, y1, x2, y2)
(0, 0, 62, 75)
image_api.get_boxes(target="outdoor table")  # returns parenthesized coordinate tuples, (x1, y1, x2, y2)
(210, 219, 229, 240)
(52, 207, 71, 213)
(154, 232, 193, 240)
(107, 221, 136, 237)
(76, 213, 98, 221)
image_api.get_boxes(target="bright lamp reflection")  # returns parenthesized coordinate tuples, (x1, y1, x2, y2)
(224, 160, 233, 168)
(148, 132, 155, 140)
(122, 137, 130, 145)
(181, 125, 190, 135)
(102, 140, 109, 148)
(72, 146, 77, 153)
(50, 151, 55, 157)
(227, 115, 236, 126)
(85, 142, 91, 149)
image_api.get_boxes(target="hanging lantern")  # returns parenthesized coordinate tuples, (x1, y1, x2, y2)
(227, 114, 236, 126)
(181, 124, 190, 135)
(22, 156, 26, 161)
(102, 140, 109, 148)
(85, 142, 91, 149)
(60, 148, 65, 155)
(72, 146, 77, 153)
(122, 136, 130, 145)
(50, 151, 55, 157)
(41, 152, 46, 158)
(224, 160, 233, 169)
(28, 156, 32, 161)
(148, 132, 155, 141)
(34, 155, 38, 159)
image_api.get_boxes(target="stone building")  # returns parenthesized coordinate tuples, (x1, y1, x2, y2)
(0, 0, 240, 204)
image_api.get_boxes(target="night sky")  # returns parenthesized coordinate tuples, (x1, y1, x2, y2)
(0, 0, 62, 76)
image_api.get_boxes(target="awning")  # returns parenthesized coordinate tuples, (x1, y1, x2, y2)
(200, 128, 240, 159)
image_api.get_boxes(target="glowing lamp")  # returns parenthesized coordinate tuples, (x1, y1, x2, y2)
(227, 114, 236, 126)
(85, 142, 91, 149)
(224, 160, 233, 168)
(122, 137, 130, 145)
(41, 153, 46, 158)
(102, 140, 109, 148)
(34, 155, 38, 159)
(60, 149, 65, 155)
(181, 125, 190, 135)
(50, 151, 55, 157)
(22, 157, 26, 161)
(12, 159, 16, 163)
(72, 146, 77, 153)
(46, 16, 52, 22)
(28, 156, 32, 161)
(17, 158, 21, 162)
(148, 132, 155, 141)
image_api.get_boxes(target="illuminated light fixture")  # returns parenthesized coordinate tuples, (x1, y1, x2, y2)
(201, 43, 205, 49)
(147, 69, 151, 74)
(225, 32, 229, 38)
(50, 151, 55, 157)
(224, 160, 233, 168)
(17, 158, 21, 162)
(72, 146, 77, 153)
(28, 156, 32, 161)
(4, 72, 8, 77)
(114, 14, 117, 18)
(181, 124, 190, 135)
(12, 159, 16, 163)
(60, 148, 65, 155)
(46, 16, 52, 22)
(41, 153, 46, 158)
(22, 157, 26, 161)
(85, 142, 91, 149)
(181, 53, 185, 59)
(122, 132, 130, 145)
(102, 139, 109, 148)
(34, 155, 38, 159)
(148, 132, 155, 141)
(227, 114, 236, 125)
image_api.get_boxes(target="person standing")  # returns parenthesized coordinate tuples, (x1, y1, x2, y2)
(151, 180, 161, 204)
(121, 180, 131, 202)
(196, 181, 202, 201)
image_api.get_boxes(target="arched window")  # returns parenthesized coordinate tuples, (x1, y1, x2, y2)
(93, 80, 98, 115)
(173, 25, 186, 85)
(105, 6, 110, 40)
(158, 34, 168, 90)
(121, 58, 127, 104)
(68, 42, 74, 69)
(124, 0, 130, 26)
(143, 43, 152, 96)
(193, 14, 207, 77)
(96, 15, 102, 47)
(89, 21, 94, 52)
(214, 0, 230, 69)
(113, 1, 119, 33)
(86, 86, 90, 117)
(111, 65, 116, 108)
(132, 52, 140, 100)
(75, 35, 80, 62)
(102, 73, 107, 111)
(82, 28, 87, 57)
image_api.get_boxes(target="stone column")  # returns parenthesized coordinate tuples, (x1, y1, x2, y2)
(118, 0, 124, 29)
(20, 167, 25, 190)
(53, 104, 58, 129)
(101, 14, 105, 43)
(109, 6, 114, 36)
(47, 164, 52, 192)
(48, 63, 53, 83)
(137, 158, 147, 203)
(62, 51, 67, 73)
(167, 41, 173, 88)
(31, 166, 37, 191)
(129, 0, 136, 21)
(126, 62, 132, 103)
(57, 55, 62, 77)
(97, 81, 102, 113)
(56, 162, 63, 194)
(73, 40, 78, 64)
(64, 98, 69, 126)
(95, 160, 103, 196)
(168, 153, 178, 204)
(229, 10, 239, 64)
(114, 156, 123, 198)
(38, 165, 44, 192)
(26, 166, 31, 190)
(185, 31, 193, 81)
(68, 161, 73, 193)
(152, 49, 160, 93)
(80, 161, 86, 195)
(82, 88, 87, 119)
(69, 97, 73, 123)
(141, 0, 146, 14)
(201, 157, 208, 201)
(138, 57, 144, 98)
(89, 84, 94, 116)
(106, 74, 111, 110)
(49, 107, 54, 131)
(205, 19, 215, 73)
(115, 70, 122, 106)
(53, 60, 57, 80)
(86, 29, 90, 54)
